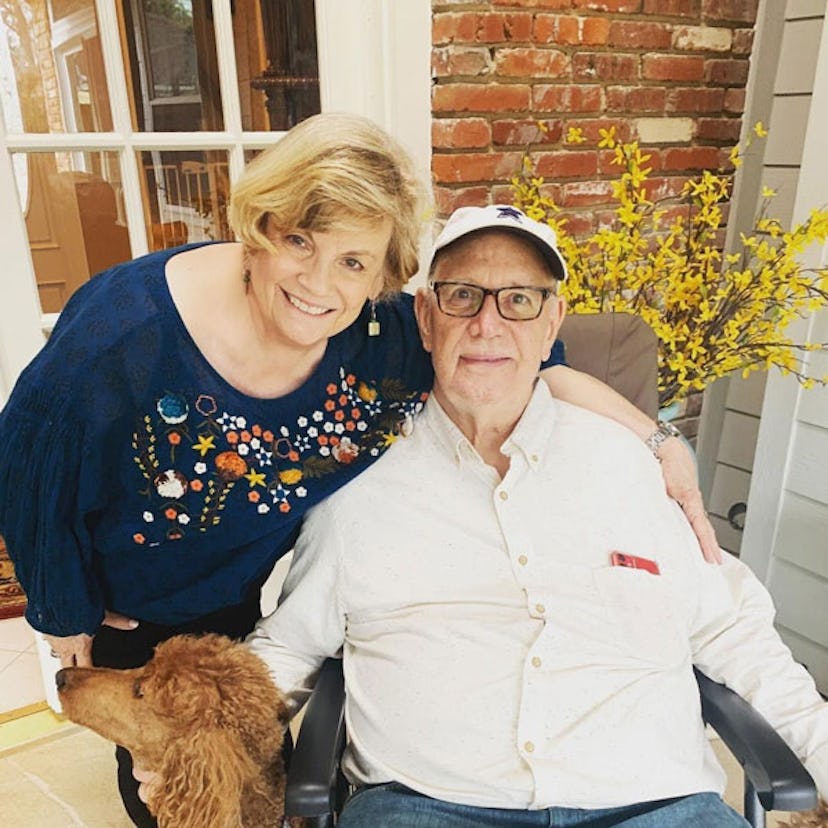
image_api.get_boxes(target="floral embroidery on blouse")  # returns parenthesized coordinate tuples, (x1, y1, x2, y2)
(131, 368, 428, 543)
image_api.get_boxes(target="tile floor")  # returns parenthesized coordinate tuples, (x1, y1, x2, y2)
(0, 616, 47, 716)
(3, 725, 131, 827)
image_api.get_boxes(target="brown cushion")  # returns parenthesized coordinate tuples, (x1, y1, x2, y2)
(557, 312, 659, 420)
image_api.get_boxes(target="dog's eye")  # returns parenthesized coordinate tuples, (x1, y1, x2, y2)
(132, 680, 144, 699)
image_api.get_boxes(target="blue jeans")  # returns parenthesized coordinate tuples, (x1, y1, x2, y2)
(336, 783, 751, 827)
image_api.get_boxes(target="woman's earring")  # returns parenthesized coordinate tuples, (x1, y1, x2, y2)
(242, 250, 252, 294)
(368, 300, 380, 337)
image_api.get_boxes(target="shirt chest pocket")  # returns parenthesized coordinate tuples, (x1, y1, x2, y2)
(593, 566, 689, 669)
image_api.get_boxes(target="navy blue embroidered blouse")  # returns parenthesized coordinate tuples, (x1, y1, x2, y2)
(0, 243, 565, 637)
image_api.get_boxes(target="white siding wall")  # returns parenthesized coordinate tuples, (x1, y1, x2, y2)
(740, 7, 828, 694)
(707, 373, 765, 554)
(701, 0, 825, 558)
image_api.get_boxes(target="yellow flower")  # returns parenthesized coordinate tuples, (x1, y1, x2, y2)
(754, 121, 768, 138)
(598, 126, 617, 149)
(566, 126, 587, 144)
(761, 185, 777, 199)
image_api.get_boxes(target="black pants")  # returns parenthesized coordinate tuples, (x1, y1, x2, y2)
(91, 591, 262, 828)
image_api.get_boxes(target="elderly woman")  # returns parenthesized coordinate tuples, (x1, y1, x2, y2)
(0, 113, 713, 828)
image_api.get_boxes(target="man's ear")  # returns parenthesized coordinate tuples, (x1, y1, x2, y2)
(543, 292, 567, 360)
(414, 288, 433, 353)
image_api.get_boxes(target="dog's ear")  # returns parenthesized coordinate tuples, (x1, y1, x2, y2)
(151, 729, 255, 828)
(151, 670, 225, 727)
(215, 668, 289, 764)
(158, 635, 289, 754)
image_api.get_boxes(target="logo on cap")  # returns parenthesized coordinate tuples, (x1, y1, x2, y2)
(496, 206, 523, 222)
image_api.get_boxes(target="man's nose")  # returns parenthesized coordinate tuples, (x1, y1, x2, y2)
(469, 294, 504, 335)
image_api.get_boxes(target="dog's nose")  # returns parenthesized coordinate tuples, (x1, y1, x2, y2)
(55, 669, 68, 690)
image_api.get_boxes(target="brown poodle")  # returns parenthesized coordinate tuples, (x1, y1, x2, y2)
(778, 801, 828, 827)
(56, 633, 289, 828)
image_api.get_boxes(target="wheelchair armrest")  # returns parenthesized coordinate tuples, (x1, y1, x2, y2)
(695, 668, 818, 812)
(285, 658, 347, 818)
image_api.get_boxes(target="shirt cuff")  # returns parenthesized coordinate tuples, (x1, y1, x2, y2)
(805, 741, 828, 802)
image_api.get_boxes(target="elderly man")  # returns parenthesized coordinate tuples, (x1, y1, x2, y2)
(248, 206, 828, 827)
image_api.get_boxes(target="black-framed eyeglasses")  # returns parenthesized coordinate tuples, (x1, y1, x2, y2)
(429, 280, 554, 321)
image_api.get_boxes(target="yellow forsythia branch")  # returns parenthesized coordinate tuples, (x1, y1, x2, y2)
(511, 127, 828, 407)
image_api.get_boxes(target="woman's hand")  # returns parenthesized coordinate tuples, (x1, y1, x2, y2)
(133, 765, 160, 804)
(44, 632, 94, 668)
(657, 436, 722, 564)
(44, 611, 138, 668)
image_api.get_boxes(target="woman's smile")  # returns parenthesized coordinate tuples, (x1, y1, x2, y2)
(283, 289, 332, 317)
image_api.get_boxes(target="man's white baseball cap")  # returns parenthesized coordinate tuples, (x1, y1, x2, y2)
(426, 204, 568, 281)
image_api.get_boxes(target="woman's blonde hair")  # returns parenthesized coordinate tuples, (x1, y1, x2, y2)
(229, 112, 426, 296)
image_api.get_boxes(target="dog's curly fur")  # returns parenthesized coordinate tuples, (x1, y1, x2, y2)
(777, 801, 828, 827)
(56, 633, 289, 828)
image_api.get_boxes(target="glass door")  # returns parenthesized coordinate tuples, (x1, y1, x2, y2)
(0, 0, 430, 402)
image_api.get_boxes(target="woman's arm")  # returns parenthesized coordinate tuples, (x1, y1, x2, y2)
(541, 364, 721, 564)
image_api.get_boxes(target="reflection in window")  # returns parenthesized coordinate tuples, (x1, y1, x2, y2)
(143, 0, 198, 99)
(122, 0, 222, 132)
(0, 0, 112, 134)
(244, 0, 320, 131)
(121, 0, 321, 134)
(140, 149, 230, 250)
(15, 151, 129, 313)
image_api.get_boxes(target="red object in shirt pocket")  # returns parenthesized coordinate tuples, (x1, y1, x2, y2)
(610, 551, 660, 575)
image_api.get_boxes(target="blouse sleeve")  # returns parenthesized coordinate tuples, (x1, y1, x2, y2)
(0, 379, 105, 636)
(544, 338, 566, 367)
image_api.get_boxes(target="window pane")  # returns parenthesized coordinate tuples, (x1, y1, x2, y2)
(0, 0, 113, 134)
(13, 151, 129, 312)
(121, 0, 223, 131)
(234, 0, 320, 131)
(139, 149, 230, 249)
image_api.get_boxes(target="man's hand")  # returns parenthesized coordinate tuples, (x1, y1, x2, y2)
(44, 611, 138, 668)
(657, 436, 722, 565)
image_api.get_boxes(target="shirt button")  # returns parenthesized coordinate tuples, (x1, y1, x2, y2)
(532, 656, 542, 668)
(518, 555, 528, 566)
(499, 490, 509, 501)
(524, 741, 535, 753)
(531, 454, 539, 463)
(535, 603, 546, 615)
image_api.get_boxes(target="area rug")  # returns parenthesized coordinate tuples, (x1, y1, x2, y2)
(0, 536, 26, 620)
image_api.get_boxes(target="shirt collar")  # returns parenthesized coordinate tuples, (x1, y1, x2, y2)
(420, 381, 558, 470)
(501, 381, 556, 470)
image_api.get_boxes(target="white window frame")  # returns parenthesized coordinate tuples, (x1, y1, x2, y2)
(0, 0, 431, 404)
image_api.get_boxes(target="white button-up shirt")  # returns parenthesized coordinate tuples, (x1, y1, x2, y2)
(248, 383, 828, 809)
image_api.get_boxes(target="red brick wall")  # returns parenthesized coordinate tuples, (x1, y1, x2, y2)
(431, 0, 758, 230)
